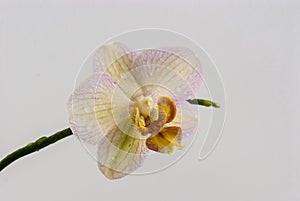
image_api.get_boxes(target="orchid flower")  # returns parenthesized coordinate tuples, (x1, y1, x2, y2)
(67, 42, 206, 179)
(0, 42, 219, 178)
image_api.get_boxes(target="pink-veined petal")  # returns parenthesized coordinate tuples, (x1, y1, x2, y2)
(67, 73, 129, 145)
(128, 64, 195, 101)
(93, 42, 136, 80)
(93, 42, 140, 98)
(133, 47, 202, 95)
(97, 124, 148, 179)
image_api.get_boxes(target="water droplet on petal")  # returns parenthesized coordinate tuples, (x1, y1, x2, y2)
(84, 106, 93, 113)
(175, 88, 182, 93)
(184, 90, 190, 95)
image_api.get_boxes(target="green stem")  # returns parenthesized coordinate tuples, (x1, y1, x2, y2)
(0, 128, 73, 172)
(0, 99, 218, 172)
(186, 99, 220, 108)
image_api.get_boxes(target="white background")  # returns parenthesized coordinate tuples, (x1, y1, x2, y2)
(1, 0, 299, 201)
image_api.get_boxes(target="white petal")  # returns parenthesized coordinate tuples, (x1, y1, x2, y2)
(93, 42, 137, 81)
(97, 124, 148, 179)
(67, 73, 129, 145)
(127, 64, 195, 102)
(93, 42, 141, 98)
(133, 48, 202, 94)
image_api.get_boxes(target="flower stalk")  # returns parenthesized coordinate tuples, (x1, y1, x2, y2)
(0, 128, 73, 172)
(0, 99, 219, 173)
(186, 99, 220, 108)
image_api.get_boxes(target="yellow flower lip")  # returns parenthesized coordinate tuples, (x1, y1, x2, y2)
(146, 126, 184, 154)
(134, 96, 176, 135)
(157, 96, 177, 123)
(134, 96, 183, 154)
